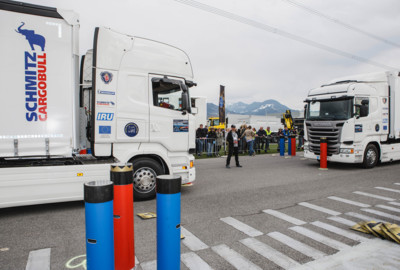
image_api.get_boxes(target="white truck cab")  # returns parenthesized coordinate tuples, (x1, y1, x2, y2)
(304, 71, 400, 168)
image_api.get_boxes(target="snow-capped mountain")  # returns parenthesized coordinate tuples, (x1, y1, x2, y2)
(207, 99, 294, 117)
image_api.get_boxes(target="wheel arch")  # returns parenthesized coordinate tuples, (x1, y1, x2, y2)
(366, 141, 381, 161)
(129, 154, 170, 175)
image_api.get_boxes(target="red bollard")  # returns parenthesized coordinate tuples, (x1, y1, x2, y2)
(320, 137, 328, 170)
(111, 163, 135, 270)
(291, 135, 296, 156)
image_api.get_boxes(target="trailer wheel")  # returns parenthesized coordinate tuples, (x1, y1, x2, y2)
(362, 144, 378, 169)
(132, 158, 163, 200)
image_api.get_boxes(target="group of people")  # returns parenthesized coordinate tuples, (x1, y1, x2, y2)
(195, 124, 224, 157)
(234, 125, 273, 156)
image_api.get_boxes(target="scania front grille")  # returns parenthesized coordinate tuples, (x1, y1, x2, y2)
(306, 122, 344, 156)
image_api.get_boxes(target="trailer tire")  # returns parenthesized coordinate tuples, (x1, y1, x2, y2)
(132, 158, 164, 200)
(362, 144, 378, 169)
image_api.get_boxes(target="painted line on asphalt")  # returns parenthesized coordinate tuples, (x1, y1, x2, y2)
(181, 252, 213, 270)
(353, 191, 396, 201)
(268, 231, 326, 260)
(375, 186, 400, 194)
(181, 227, 209, 251)
(140, 260, 157, 270)
(345, 212, 387, 223)
(289, 226, 350, 250)
(212, 244, 262, 270)
(388, 202, 400, 207)
(394, 183, 400, 186)
(311, 221, 369, 242)
(361, 208, 400, 222)
(220, 217, 263, 237)
(376, 204, 400, 213)
(262, 209, 306, 225)
(327, 216, 357, 227)
(327, 196, 370, 208)
(135, 256, 139, 265)
(240, 238, 300, 269)
(298, 202, 341, 216)
(26, 248, 51, 270)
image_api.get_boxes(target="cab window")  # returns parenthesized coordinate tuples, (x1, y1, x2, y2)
(152, 79, 183, 111)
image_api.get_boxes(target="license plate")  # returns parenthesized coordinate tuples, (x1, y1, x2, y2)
(317, 155, 320, 160)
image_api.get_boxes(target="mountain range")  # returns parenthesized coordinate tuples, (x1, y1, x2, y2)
(207, 99, 294, 117)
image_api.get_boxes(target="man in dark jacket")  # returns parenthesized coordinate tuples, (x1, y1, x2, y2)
(226, 125, 242, 168)
(196, 124, 207, 156)
(256, 127, 267, 153)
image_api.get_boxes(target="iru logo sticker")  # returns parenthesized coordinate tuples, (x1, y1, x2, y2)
(99, 126, 111, 134)
(124, 122, 139, 137)
(100, 71, 113, 84)
(97, 90, 115, 95)
(96, 113, 114, 121)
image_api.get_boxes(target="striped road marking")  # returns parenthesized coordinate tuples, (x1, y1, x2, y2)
(140, 260, 156, 270)
(327, 216, 357, 227)
(220, 217, 263, 237)
(376, 204, 400, 213)
(298, 202, 341, 216)
(240, 238, 301, 269)
(26, 248, 51, 270)
(181, 227, 209, 251)
(212, 244, 262, 270)
(394, 183, 400, 186)
(262, 209, 306, 225)
(311, 221, 369, 242)
(327, 196, 370, 208)
(345, 212, 386, 223)
(389, 202, 400, 207)
(361, 208, 400, 222)
(290, 226, 350, 250)
(375, 186, 400, 194)
(181, 252, 213, 270)
(353, 191, 396, 201)
(268, 231, 326, 260)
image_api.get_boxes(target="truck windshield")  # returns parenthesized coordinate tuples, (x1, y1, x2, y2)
(306, 98, 353, 120)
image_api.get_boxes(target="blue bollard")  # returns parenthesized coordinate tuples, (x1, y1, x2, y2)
(288, 136, 292, 156)
(279, 137, 285, 156)
(84, 181, 115, 270)
(157, 175, 182, 270)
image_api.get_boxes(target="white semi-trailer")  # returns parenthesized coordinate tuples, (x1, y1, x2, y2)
(0, 0, 196, 208)
(304, 71, 400, 168)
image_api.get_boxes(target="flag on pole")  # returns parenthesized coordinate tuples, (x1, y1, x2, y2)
(219, 85, 225, 124)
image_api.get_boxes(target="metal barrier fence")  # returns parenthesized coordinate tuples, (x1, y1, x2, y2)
(195, 136, 304, 156)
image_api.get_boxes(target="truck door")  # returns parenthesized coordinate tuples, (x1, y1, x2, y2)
(354, 97, 370, 143)
(149, 75, 189, 152)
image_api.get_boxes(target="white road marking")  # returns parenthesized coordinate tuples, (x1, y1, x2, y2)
(298, 202, 341, 216)
(327, 216, 357, 227)
(345, 212, 386, 223)
(290, 226, 350, 250)
(268, 231, 326, 260)
(212, 244, 262, 270)
(311, 221, 369, 242)
(181, 227, 209, 251)
(394, 183, 400, 186)
(361, 208, 400, 222)
(376, 204, 400, 213)
(375, 186, 400, 194)
(389, 202, 400, 207)
(353, 191, 396, 201)
(240, 238, 301, 269)
(327, 196, 370, 208)
(262, 209, 306, 225)
(25, 248, 51, 270)
(140, 260, 156, 270)
(181, 252, 213, 270)
(0, 247, 10, 252)
(220, 217, 263, 237)
(135, 256, 139, 265)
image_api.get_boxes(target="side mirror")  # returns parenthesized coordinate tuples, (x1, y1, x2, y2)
(181, 91, 189, 114)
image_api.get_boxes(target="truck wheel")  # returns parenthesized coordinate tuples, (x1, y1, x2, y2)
(132, 158, 164, 200)
(362, 144, 378, 169)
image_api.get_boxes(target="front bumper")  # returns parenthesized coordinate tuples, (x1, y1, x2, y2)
(304, 149, 363, 164)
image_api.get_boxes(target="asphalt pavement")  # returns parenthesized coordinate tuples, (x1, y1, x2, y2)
(1, 153, 400, 269)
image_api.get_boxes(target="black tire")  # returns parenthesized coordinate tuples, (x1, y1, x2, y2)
(132, 158, 164, 200)
(362, 144, 379, 169)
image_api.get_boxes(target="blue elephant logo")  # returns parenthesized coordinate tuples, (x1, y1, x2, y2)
(15, 22, 46, 51)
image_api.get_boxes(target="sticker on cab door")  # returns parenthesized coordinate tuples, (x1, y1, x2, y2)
(124, 122, 139, 137)
(355, 124, 363, 133)
(173, 120, 188, 132)
(100, 71, 113, 84)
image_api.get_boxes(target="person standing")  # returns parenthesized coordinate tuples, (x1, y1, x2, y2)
(256, 127, 267, 153)
(241, 126, 256, 156)
(226, 125, 242, 168)
(207, 127, 217, 157)
(196, 124, 207, 156)
(298, 128, 304, 150)
(216, 128, 224, 157)
(265, 126, 272, 152)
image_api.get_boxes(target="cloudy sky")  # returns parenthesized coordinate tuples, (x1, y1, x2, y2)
(24, 0, 400, 109)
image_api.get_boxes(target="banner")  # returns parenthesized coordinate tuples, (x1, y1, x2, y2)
(219, 85, 225, 124)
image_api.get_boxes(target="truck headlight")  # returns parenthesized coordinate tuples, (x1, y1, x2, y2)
(340, 148, 354, 154)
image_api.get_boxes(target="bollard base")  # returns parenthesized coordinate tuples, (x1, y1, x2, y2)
(319, 168, 328, 171)
(285, 156, 291, 159)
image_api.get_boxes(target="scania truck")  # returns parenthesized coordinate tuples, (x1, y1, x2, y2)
(0, 0, 196, 208)
(304, 71, 400, 168)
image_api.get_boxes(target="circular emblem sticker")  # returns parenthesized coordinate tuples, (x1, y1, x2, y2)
(124, 122, 139, 137)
